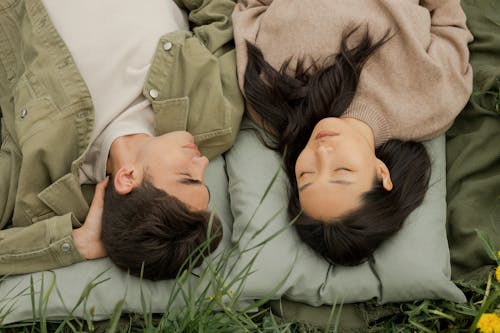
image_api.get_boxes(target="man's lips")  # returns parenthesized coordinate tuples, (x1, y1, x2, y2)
(182, 143, 200, 155)
(315, 130, 339, 139)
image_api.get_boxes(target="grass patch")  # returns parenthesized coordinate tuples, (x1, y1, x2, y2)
(0, 242, 498, 332)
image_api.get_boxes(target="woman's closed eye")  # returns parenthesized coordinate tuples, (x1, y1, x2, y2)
(299, 171, 314, 178)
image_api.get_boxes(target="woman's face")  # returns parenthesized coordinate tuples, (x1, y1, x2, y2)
(295, 117, 392, 221)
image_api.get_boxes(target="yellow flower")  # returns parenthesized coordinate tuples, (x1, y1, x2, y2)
(497, 250, 500, 259)
(496, 266, 500, 283)
(209, 295, 215, 301)
(477, 313, 500, 333)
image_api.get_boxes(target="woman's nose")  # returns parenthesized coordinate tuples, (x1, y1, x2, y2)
(316, 144, 333, 168)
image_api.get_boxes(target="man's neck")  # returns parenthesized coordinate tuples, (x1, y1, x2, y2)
(106, 133, 151, 175)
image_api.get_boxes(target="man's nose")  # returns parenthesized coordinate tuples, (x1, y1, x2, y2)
(192, 156, 209, 180)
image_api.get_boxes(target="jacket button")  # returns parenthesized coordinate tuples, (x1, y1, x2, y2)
(61, 242, 71, 253)
(19, 108, 28, 119)
(149, 89, 159, 99)
(163, 42, 173, 51)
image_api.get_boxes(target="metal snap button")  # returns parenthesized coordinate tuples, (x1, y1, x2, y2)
(61, 242, 71, 253)
(163, 42, 173, 51)
(19, 108, 28, 119)
(149, 89, 159, 99)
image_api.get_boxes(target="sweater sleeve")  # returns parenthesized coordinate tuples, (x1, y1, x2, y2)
(348, 0, 473, 143)
(421, 0, 472, 74)
(401, 0, 473, 141)
(232, 0, 272, 92)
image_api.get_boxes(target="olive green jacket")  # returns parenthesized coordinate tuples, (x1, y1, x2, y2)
(0, 0, 243, 275)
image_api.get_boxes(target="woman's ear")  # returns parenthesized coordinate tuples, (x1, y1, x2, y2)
(113, 166, 137, 195)
(376, 159, 393, 191)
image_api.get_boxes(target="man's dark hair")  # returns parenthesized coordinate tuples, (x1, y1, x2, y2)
(244, 26, 431, 265)
(102, 175, 222, 280)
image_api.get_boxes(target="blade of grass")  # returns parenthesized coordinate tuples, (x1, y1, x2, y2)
(475, 229, 499, 263)
(107, 298, 125, 333)
(323, 300, 338, 332)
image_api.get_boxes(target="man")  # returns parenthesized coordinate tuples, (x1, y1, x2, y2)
(0, 0, 243, 279)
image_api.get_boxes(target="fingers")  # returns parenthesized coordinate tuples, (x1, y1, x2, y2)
(76, 177, 109, 260)
(95, 176, 109, 194)
(86, 176, 108, 225)
(91, 176, 109, 206)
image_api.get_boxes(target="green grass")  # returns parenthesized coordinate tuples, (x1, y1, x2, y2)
(0, 233, 498, 333)
(0, 272, 498, 333)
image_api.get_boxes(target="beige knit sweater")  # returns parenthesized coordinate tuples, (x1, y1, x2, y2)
(233, 0, 473, 145)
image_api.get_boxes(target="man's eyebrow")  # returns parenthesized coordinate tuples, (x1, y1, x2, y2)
(299, 180, 353, 192)
(178, 178, 203, 185)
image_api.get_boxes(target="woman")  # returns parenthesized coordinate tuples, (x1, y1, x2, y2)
(232, 0, 473, 265)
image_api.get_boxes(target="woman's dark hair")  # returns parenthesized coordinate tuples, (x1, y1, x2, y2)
(102, 175, 223, 280)
(244, 27, 431, 265)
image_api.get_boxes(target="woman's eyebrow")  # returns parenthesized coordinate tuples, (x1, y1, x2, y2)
(299, 180, 353, 192)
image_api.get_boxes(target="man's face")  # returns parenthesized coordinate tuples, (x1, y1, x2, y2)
(136, 131, 210, 211)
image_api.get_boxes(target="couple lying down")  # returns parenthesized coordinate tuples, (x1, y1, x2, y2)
(0, 0, 472, 281)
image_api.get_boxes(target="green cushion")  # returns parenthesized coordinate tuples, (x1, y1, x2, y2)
(223, 117, 465, 305)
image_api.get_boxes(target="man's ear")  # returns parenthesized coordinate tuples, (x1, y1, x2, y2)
(376, 159, 393, 191)
(113, 166, 138, 195)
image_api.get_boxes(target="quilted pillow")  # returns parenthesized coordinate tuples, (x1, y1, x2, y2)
(223, 117, 465, 305)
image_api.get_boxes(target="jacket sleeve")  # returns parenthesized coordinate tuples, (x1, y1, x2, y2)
(0, 121, 18, 230)
(175, 0, 237, 55)
(0, 214, 85, 276)
(150, 0, 244, 159)
(0, 121, 84, 276)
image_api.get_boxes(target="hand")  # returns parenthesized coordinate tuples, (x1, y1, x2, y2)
(73, 177, 109, 259)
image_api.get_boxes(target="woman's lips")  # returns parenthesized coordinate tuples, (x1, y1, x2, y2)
(315, 130, 339, 139)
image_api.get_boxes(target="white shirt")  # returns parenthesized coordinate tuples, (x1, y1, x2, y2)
(41, 0, 189, 183)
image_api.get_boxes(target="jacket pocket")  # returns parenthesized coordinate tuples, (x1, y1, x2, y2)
(152, 96, 232, 140)
(13, 76, 61, 145)
(152, 97, 189, 134)
(38, 173, 87, 224)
